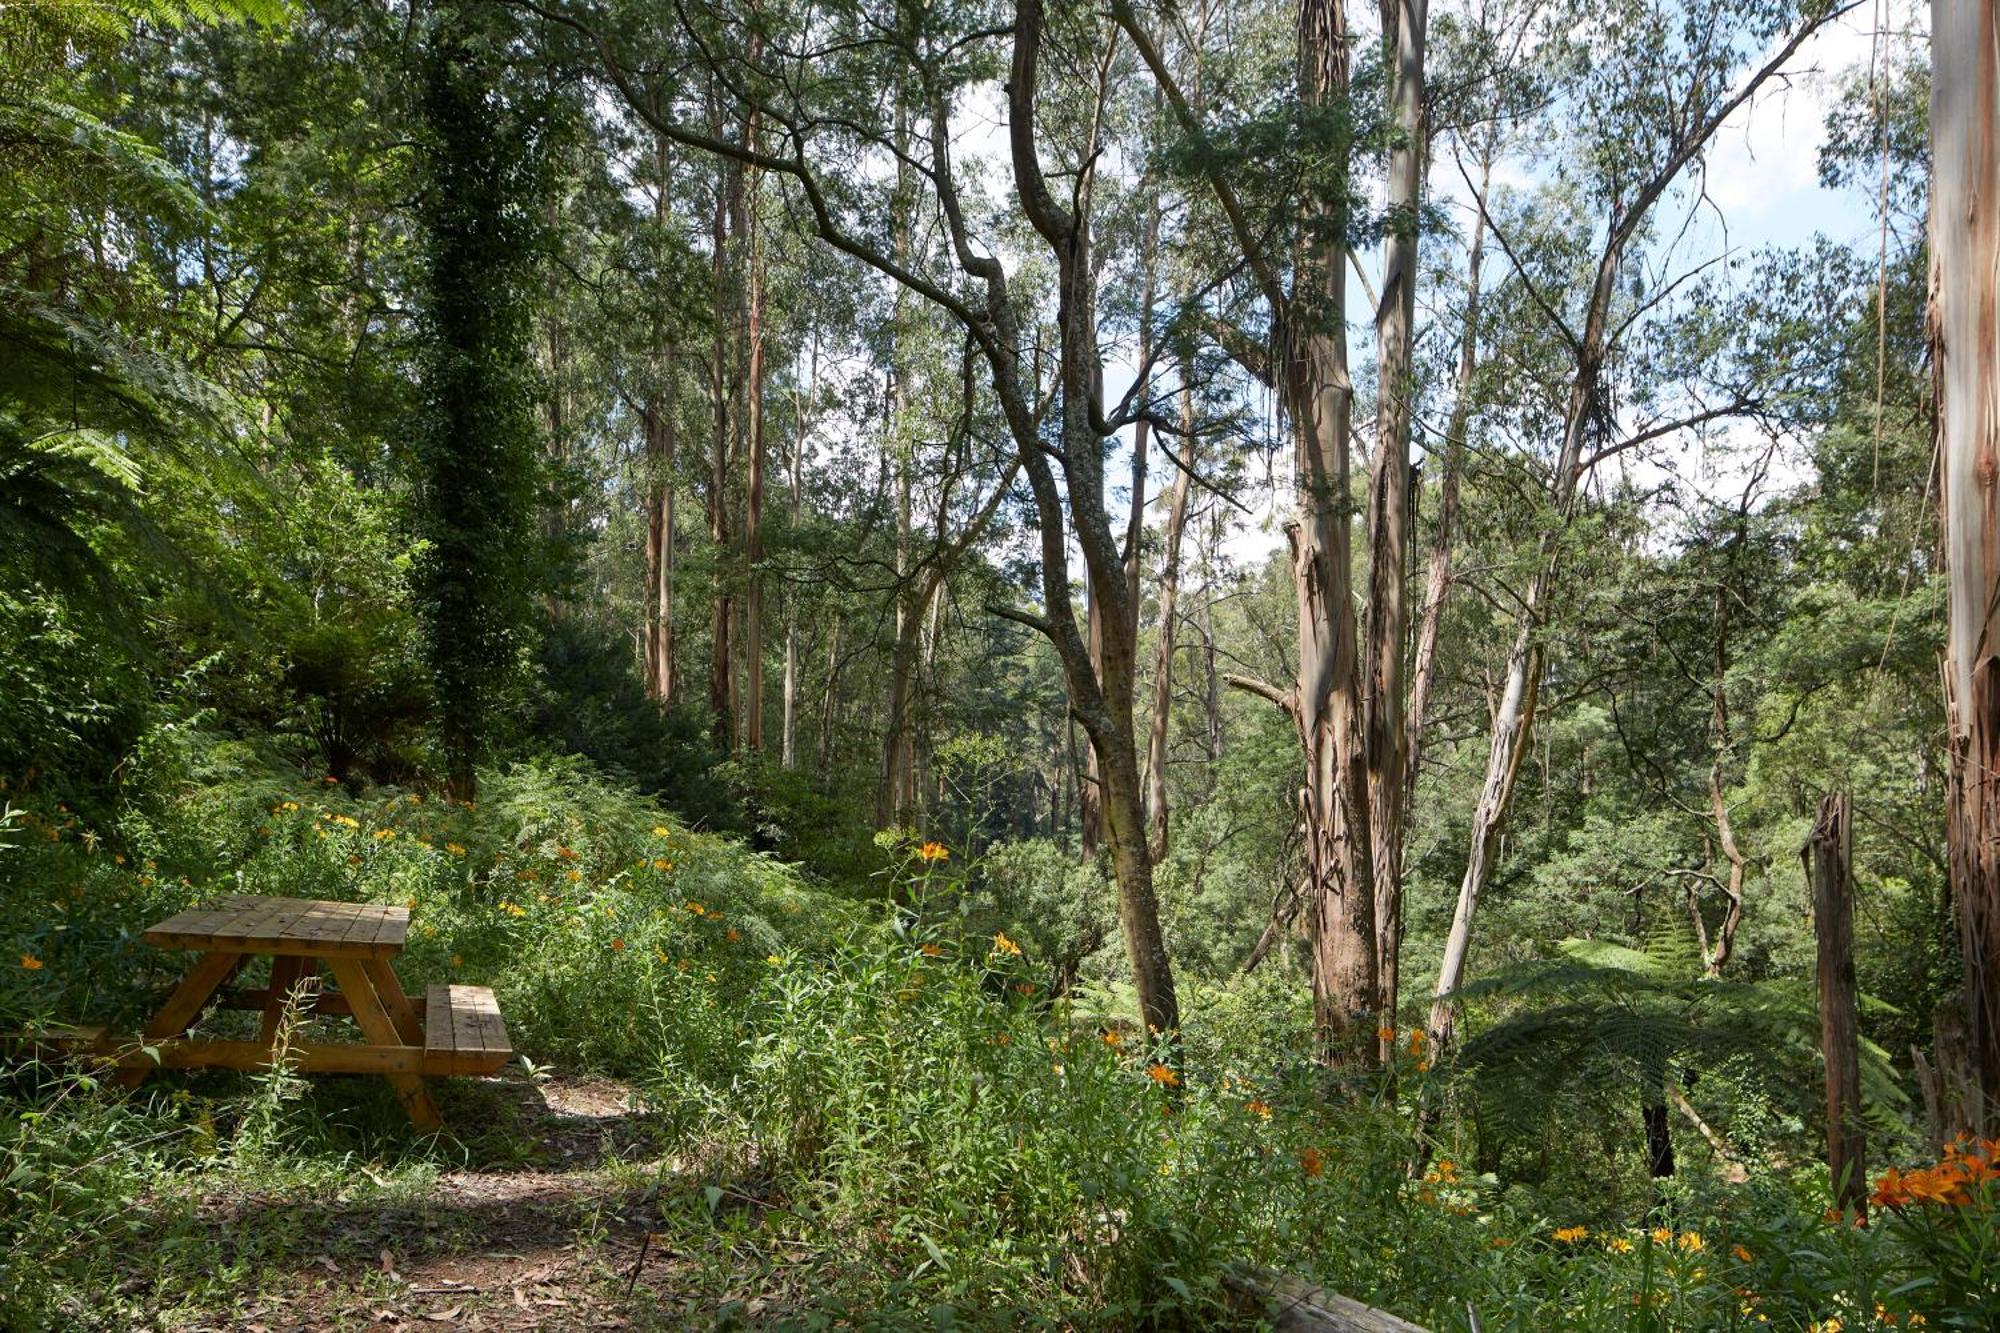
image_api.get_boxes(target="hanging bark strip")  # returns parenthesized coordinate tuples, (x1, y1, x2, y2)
(1807, 792, 1867, 1215)
(1930, 0, 2000, 1135)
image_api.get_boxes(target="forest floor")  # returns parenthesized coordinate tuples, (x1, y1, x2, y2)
(146, 1075, 767, 1332)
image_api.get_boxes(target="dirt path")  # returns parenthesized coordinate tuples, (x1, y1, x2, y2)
(168, 1076, 722, 1332)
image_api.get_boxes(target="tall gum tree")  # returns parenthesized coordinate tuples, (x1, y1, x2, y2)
(1930, 0, 2000, 1133)
(1115, 0, 1382, 1061)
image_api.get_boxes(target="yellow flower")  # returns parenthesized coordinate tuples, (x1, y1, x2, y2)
(566, 869, 582, 883)
(991, 931, 1022, 957)
(408, 794, 422, 804)
(1606, 1237, 1634, 1254)
(652, 825, 671, 837)
(915, 840, 950, 863)
(1147, 1062, 1179, 1087)
(1553, 1226, 1589, 1244)
(450, 954, 463, 969)
(20, 954, 44, 971)
(499, 901, 526, 917)
(446, 843, 466, 856)
(373, 828, 395, 841)
(766, 954, 784, 966)
(653, 858, 672, 871)
(1677, 1232, 1704, 1253)
(404, 896, 417, 909)
(919, 943, 943, 958)
(1651, 1227, 1673, 1246)
(685, 901, 706, 916)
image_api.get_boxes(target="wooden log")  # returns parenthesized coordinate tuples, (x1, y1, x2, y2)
(1806, 792, 1866, 1215)
(1223, 1266, 1429, 1333)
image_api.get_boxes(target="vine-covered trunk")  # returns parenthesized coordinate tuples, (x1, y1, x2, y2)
(1931, 0, 2000, 1134)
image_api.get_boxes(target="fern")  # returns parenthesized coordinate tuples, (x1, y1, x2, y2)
(1454, 924, 1909, 1156)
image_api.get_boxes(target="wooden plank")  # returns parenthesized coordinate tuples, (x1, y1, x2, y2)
(145, 896, 409, 959)
(1222, 1267, 1429, 1333)
(259, 955, 309, 1045)
(422, 985, 512, 1075)
(327, 958, 440, 1131)
(363, 959, 424, 1046)
(100, 1036, 426, 1075)
(116, 950, 244, 1090)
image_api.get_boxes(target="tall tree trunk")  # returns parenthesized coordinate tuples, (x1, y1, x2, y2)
(1808, 792, 1867, 1215)
(879, 101, 918, 827)
(1931, 0, 2000, 1135)
(782, 351, 810, 767)
(817, 618, 841, 773)
(1287, 0, 1377, 1064)
(1363, 0, 1428, 1041)
(707, 118, 740, 748)
(1426, 252, 1617, 1051)
(1079, 587, 1105, 858)
(1146, 376, 1196, 862)
(643, 133, 678, 707)
(744, 160, 767, 752)
(1402, 134, 1492, 1018)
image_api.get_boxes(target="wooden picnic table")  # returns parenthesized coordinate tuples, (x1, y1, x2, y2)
(98, 894, 512, 1130)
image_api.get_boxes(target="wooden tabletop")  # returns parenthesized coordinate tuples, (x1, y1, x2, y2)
(144, 894, 409, 960)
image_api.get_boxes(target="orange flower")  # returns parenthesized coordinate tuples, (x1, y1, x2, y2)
(1299, 1146, 1325, 1178)
(1147, 1062, 1179, 1087)
(1245, 1098, 1273, 1119)
(915, 841, 950, 864)
(610, 938, 626, 951)
(20, 954, 44, 971)
(1553, 1226, 1589, 1243)
(1408, 1028, 1427, 1055)
(1014, 982, 1038, 996)
(1376, 1024, 1396, 1043)
(1732, 1244, 1754, 1263)
(1101, 1029, 1124, 1049)
(919, 943, 943, 958)
(726, 928, 741, 943)
(555, 846, 579, 860)
(991, 931, 1022, 957)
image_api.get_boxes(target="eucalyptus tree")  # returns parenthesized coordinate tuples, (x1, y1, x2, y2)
(1111, 0, 1397, 1061)
(1930, 0, 2000, 1132)
(1424, 0, 1857, 1051)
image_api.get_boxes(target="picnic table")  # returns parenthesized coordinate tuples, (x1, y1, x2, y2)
(80, 894, 512, 1130)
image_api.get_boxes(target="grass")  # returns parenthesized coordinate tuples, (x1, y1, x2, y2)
(2, 755, 1992, 1328)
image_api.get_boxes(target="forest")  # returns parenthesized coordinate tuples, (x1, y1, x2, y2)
(4, 0, 1999, 1326)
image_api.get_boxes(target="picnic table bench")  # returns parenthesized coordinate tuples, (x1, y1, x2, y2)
(25, 894, 511, 1131)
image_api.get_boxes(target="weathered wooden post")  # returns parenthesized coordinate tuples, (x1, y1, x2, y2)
(1805, 792, 1865, 1216)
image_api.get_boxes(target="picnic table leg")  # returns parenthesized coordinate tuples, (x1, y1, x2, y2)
(326, 958, 441, 1132)
(259, 955, 312, 1046)
(116, 950, 244, 1091)
(361, 958, 425, 1046)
